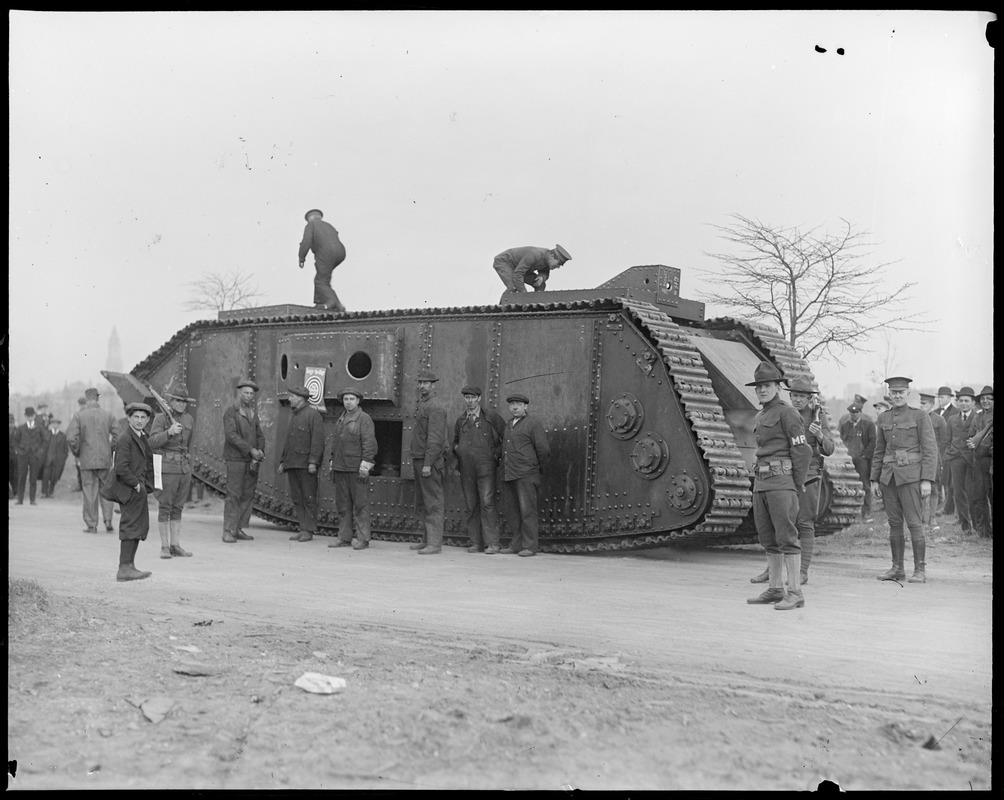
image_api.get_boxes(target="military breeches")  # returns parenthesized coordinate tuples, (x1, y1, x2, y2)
(16, 452, 42, 503)
(80, 467, 114, 528)
(286, 468, 319, 533)
(753, 489, 800, 554)
(879, 477, 924, 541)
(155, 471, 192, 522)
(501, 476, 540, 553)
(414, 460, 445, 547)
(333, 471, 371, 543)
(459, 458, 499, 548)
(947, 458, 971, 529)
(224, 460, 259, 534)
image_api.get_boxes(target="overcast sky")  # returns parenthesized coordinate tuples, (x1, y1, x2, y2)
(8, 10, 994, 403)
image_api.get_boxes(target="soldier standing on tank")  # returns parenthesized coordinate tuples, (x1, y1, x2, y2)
(751, 376, 833, 587)
(745, 362, 812, 611)
(327, 386, 378, 550)
(222, 379, 266, 543)
(919, 392, 949, 523)
(410, 370, 449, 555)
(149, 385, 196, 559)
(499, 393, 551, 558)
(278, 385, 326, 543)
(871, 376, 938, 583)
(452, 385, 506, 554)
(298, 208, 347, 312)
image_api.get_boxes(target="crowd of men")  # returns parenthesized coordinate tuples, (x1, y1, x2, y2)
(10, 404, 70, 505)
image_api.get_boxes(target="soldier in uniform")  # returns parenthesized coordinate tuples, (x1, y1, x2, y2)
(41, 418, 69, 497)
(327, 386, 378, 550)
(943, 386, 976, 533)
(838, 402, 876, 519)
(13, 407, 47, 505)
(919, 392, 949, 523)
(410, 370, 449, 555)
(745, 362, 811, 611)
(750, 376, 833, 586)
(966, 385, 993, 538)
(492, 245, 572, 294)
(67, 388, 117, 532)
(452, 385, 506, 554)
(298, 208, 347, 312)
(278, 385, 326, 543)
(871, 376, 938, 583)
(499, 393, 551, 557)
(222, 379, 266, 543)
(148, 385, 196, 558)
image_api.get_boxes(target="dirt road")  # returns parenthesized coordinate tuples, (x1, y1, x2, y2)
(7, 494, 992, 790)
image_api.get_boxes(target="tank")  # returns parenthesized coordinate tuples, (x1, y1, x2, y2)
(103, 265, 863, 552)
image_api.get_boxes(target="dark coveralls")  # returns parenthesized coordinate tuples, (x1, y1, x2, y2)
(411, 392, 449, 548)
(13, 421, 48, 503)
(493, 246, 552, 293)
(453, 406, 506, 550)
(298, 218, 347, 311)
(149, 412, 194, 523)
(839, 415, 876, 515)
(500, 414, 551, 553)
(222, 403, 266, 537)
(752, 397, 811, 554)
(329, 408, 378, 544)
(280, 403, 326, 534)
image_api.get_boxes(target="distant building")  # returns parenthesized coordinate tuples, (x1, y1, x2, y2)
(106, 326, 123, 373)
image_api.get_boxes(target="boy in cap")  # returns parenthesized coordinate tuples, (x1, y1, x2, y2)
(871, 377, 938, 583)
(114, 402, 156, 581)
(278, 385, 326, 543)
(410, 370, 449, 554)
(149, 385, 197, 558)
(499, 393, 550, 557)
(298, 209, 347, 312)
(222, 379, 266, 543)
(327, 387, 378, 549)
(452, 385, 506, 554)
(492, 245, 572, 295)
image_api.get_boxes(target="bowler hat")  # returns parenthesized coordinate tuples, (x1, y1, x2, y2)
(788, 376, 818, 395)
(416, 370, 439, 382)
(125, 402, 153, 416)
(305, 209, 323, 221)
(977, 385, 993, 398)
(461, 385, 483, 396)
(237, 379, 259, 391)
(885, 376, 912, 391)
(554, 244, 572, 263)
(745, 361, 785, 386)
(288, 385, 311, 399)
(24, 406, 35, 416)
(937, 386, 954, 397)
(85, 387, 100, 399)
(337, 386, 364, 400)
(847, 404, 862, 414)
(956, 386, 976, 399)
(166, 384, 195, 402)
(506, 393, 530, 404)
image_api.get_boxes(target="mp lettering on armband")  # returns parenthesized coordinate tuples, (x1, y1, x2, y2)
(791, 435, 807, 446)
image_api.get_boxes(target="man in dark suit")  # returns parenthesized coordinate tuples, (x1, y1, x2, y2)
(944, 387, 977, 533)
(41, 418, 69, 497)
(935, 386, 960, 513)
(13, 407, 47, 505)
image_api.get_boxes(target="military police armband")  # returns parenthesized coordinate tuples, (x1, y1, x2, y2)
(790, 434, 807, 446)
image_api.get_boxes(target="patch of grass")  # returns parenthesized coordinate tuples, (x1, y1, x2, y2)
(8, 577, 52, 632)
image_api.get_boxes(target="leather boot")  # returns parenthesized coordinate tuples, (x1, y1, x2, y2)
(800, 529, 815, 585)
(295, 532, 314, 542)
(409, 542, 426, 550)
(748, 554, 785, 604)
(117, 564, 150, 581)
(749, 564, 769, 584)
(877, 536, 906, 580)
(169, 520, 192, 557)
(159, 521, 171, 559)
(775, 553, 805, 610)
(908, 538, 926, 583)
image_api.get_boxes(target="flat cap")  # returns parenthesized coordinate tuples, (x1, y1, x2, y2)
(125, 402, 153, 416)
(337, 386, 364, 400)
(165, 384, 195, 402)
(237, 379, 259, 391)
(416, 370, 439, 382)
(24, 406, 35, 416)
(745, 360, 785, 386)
(461, 385, 483, 396)
(288, 385, 311, 399)
(788, 376, 818, 394)
(554, 244, 572, 262)
(85, 387, 100, 399)
(955, 386, 976, 399)
(847, 404, 862, 413)
(304, 208, 323, 221)
(885, 376, 913, 390)
(937, 386, 954, 396)
(977, 385, 993, 397)
(506, 393, 530, 404)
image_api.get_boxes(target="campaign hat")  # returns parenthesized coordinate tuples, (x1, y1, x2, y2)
(955, 386, 976, 399)
(305, 209, 324, 221)
(237, 379, 259, 392)
(337, 386, 364, 400)
(125, 402, 153, 416)
(288, 385, 311, 399)
(166, 384, 195, 402)
(788, 376, 818, 394)
(885, 376, 913, 390)
(977, 385, 993, 398)
(745, 361, 785, 386)
(554, 244, 572, 263)
(416, 370, 439, 382)
(461, 385, 483, 396)
(506, 393, 530, 404)
(936, 386, 954, 397)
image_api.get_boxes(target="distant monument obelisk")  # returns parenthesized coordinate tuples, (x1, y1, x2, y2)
(106, 326, 123, 373)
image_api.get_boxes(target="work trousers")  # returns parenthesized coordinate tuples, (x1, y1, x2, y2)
(80, 467, 114, 528)
(946, 458, 971, 530)
(500, 475, 540, 553)
(458, 457, 499, 549)
(15, 452, 43, 503)
(155, 471, 192, 522)
(333, 471, 371, 543)
(796, 478, 821, 539)
(313, 260, 346, 311)
(851, 455, 872, 513)
(976, 456, 993, 535)
(286, 468, 319, 533)
(492, 258, 521, 293)
(967, 461, 989, 536)
(41, 459, 66, 496)
(879, 476, 925, 542)
(413, 460, 445, 548)
(224, 460, 259, 535)
(753, 488, 800, 555)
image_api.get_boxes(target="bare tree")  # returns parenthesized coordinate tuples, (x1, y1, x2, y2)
(701, 214, 931, 364)
(182, 270, 264, 312)
(867, 333, 899, 385)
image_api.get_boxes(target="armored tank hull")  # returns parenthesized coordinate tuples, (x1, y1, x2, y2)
(106, 265, 863, 551)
